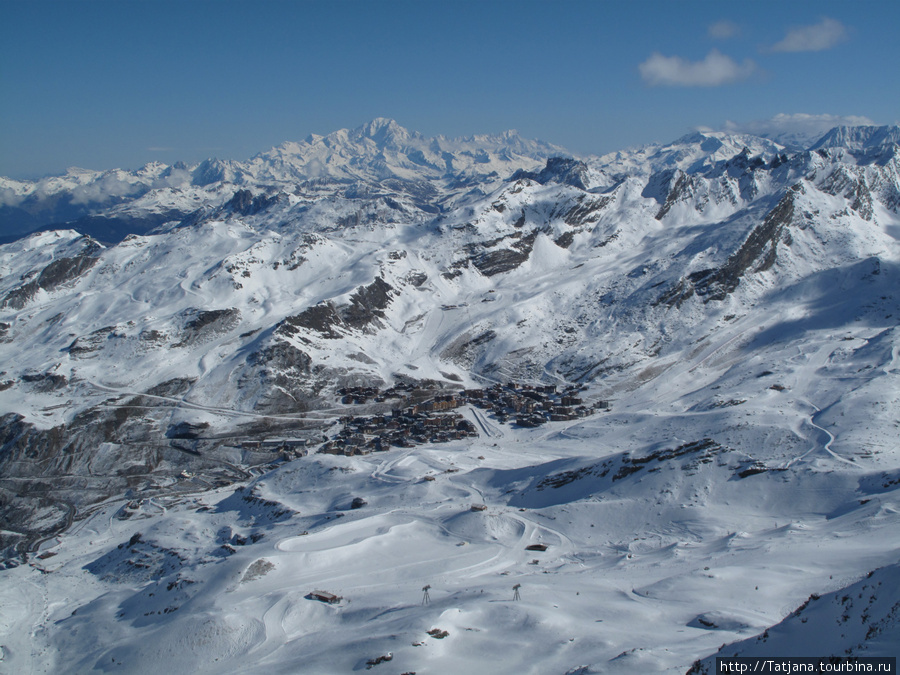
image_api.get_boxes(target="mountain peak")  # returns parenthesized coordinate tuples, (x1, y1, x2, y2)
(354, 118, 410, 145)
(810, 124, 900, 152)
(363, 117, 403, 133)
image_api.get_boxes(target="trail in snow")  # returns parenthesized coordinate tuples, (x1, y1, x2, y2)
(467, 406, 502, 439)
(88, 381, 339, 424)
(805, 401, 856, 467)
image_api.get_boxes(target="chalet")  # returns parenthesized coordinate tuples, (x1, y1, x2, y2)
(309, 590, 342, 604)
(319, 440, 346, 454)
(456, 419, 476, 433)
(431, 398, 459, 411)
(423, 415, 455, 429)
(470, 504, 487, 512)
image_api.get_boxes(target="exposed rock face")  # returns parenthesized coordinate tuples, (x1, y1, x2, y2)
(277, 277, 395, 339)
(20, 372, 68, 393)
(511, 157, 591, 189)
(819, 166, 874, 220)
(241, 340, 318, 413)
(658, 186, 799, 306)
(68, 326, 117, 358)
(224, 189, 284, 217)
(2, 239, 101, 309)
(341, 276, 394, 330)
(0, 374, 263, 555)
(653, 170, 695, 220)
(279, 303, 344, 340)
(562, 195, 612, 227)
(471, 247, 531, 277)
(175, 308, 241, 347)
(442, 329, 497, 365)
(166, 421, 210, 439)
(468, 230, 542, 277)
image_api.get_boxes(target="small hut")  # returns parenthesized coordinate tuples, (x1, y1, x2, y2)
(309, 590, 342, 604)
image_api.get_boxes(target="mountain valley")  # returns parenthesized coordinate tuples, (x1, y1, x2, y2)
(0, 119, 898, 673)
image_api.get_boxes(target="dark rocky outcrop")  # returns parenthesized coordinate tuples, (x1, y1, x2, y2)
(238, 340, 320, 414)
(341, 276, 394, 330)
(658, 186, 800, 306)
(279, 303, 344, 339)
(471, 248, 531, 276)
(224, 189, 284, 217)
(166, 421, 210, 440)
(563, 195, 612, 226)
(2, 239, 102, 309)
(277, 277, 395, 339)
(441, 329, 497, 364)
(67, 325, 117, 358)
(511, 157, 590, 190)
(469, 229, 542, 277)
(20, 372, 68, 393)
(174, 308, 241, 347)
(652, 170, 695, 221)
(819, 167, 874, 220)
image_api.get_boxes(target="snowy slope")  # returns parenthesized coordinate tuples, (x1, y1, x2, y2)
(0, 122, 899, 673)
(687, 562, 900, 671)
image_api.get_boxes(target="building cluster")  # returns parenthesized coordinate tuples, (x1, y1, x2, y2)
(318, 381, 610, 457)
(338, 383, 418, 405)
(463, 382, 606, 427)
(320, 398, 477, 456)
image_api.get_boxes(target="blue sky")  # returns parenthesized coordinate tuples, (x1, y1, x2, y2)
(1, 0, 897, 178)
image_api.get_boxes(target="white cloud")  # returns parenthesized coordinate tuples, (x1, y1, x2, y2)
(720, 113, 877, 147)
(770, 17, 848, 52)
(639, 49, 757, 87)
(708, 20, 739, 40)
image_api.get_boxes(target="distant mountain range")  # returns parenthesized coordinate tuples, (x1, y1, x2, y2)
(0, 118, 566, 242)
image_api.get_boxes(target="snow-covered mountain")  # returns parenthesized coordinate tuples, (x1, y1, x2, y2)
(1, 121, 899, 674)
(0, 118, 564, 242)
